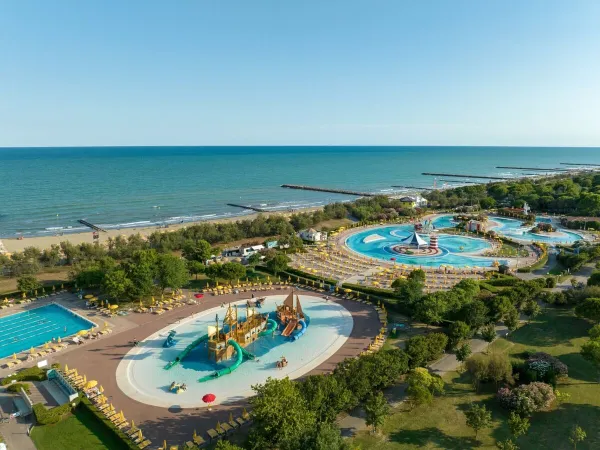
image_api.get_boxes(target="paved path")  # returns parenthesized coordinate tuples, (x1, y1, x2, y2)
(0, 389, 36, 450)
(337, 325, 509, 437)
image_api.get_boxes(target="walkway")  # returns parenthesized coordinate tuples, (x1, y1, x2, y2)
(0, 389, 36, 450)
(337, 324, 509, 437)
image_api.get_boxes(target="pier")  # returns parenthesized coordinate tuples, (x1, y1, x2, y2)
(226, 203, 269, 213)
(495, 166, 568, 171)
(560, 163, 600, 167)
(77, 219, 106, 232)
(421, 173, 511, 180)
(280, 184, 374, 197)
(439, 179, 479, 184)
(391, 185, 432, 191)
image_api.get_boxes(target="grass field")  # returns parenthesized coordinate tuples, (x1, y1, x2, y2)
(352, 308, 600, 449)
(30, 406, 130, 450)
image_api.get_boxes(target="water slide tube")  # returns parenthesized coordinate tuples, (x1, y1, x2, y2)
(291, 319, 307, 341)
(164, 334, 209, 370)
(198, 339, 255, 382)
(258, 319, 278, 337)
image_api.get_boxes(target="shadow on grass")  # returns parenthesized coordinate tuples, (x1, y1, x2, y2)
(74, 406, 132, 450)
(491, 403, 600, 450)
(389, 426, 478, 449)
(508, 312, 590, 348)
(559, 352, 599, 383)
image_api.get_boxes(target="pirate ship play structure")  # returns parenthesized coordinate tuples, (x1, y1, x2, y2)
(163, 292, 307, 383)
(276, 290, 308, 341)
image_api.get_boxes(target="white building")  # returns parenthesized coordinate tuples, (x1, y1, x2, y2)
(298, 228, 327, 242)
(240, 245, 265, 257)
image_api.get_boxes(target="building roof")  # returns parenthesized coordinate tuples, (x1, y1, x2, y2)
(401, 231, 428, 247)
(399, 196, 416, 202)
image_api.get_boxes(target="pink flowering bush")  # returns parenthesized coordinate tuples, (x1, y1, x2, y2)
(496, 382, 556, 416)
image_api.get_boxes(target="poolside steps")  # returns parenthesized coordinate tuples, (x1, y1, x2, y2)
(77, 219, 106, 232)
(281, 184, 375, 197)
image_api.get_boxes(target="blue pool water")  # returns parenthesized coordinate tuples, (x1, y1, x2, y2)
(431, 215, 583, 244)
(345, 226, 501, 268)
(117, 295, 353, 407)
(0, 304, 96, 359)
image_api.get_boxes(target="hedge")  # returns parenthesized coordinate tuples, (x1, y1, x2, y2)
(478, 282, 502, 294)
(79, 396, 138, 450)
(257, 266, 338, 287)
(1, 366, 47, 385)
(340, 283, 413, 316)
(485, 277, 519, 287)
(517, 251, 549, 273)
(33, 398, 80, 425)
(6, 382, 31, 394)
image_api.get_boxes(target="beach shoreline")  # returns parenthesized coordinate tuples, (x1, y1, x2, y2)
(0, 205, 325, 254)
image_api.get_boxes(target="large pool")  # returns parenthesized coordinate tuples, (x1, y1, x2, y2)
(345, 225, 500, 268)
(0, 304, 96, 359)
(116, 295, 353, 407)
(431, 215, 583, 244)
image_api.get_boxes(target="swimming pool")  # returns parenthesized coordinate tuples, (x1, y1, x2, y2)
(345, 225, 502, 268)
(0, 304, 96, 359)
(431, 215, 584, 244)
(117, 295, 353, 407)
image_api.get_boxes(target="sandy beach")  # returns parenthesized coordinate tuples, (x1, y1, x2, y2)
(0, 206, 324, 254)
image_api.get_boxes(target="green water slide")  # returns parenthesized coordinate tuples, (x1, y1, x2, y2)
(164, 334, 209, 370)
(258, 319, 277, 337)
(198, 339, 255, 383)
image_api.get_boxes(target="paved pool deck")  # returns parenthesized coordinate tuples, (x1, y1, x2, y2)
(5, 287, 380, 445)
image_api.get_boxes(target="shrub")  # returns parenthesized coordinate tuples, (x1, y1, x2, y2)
(526, 352, 568, 379)
(6, 382, 31, 394)
(497, 382, 556, 417)
(405, 333, 448, 368)
(546, 277, 557, 288)
(33, 399, 79, 425)
(1, 366, 47, 385)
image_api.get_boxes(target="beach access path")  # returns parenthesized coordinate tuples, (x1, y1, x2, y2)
(0, 288, 380, 446)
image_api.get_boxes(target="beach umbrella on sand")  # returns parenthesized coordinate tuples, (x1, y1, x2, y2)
(103, 321, 109, 329)
(137, 429, 143, 441)
(99, 385, 104, 393)
(12, 353, 17, 360)
(64, 364, 69, 372)
(57, 337, 61, 343)
(44, 342, 49, 349)
(109, 304, 119, 311)
(77, 330, 88, 337)
(162, 441, 167, 450)
(131, 420, 135, 430)
(83, 374, 87, 384)
(22, 292, 26, 299)
(193, 429, 198, 439)
(30, 347, 35, 355)
(85, 380, 97, 390)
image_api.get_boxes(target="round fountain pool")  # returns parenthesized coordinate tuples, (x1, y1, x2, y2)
(116, 295, 353, 407)
(345, 225, 501, 268)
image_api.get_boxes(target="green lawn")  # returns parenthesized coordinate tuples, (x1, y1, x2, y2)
(31, 406, 130, 450)
(352, 308, 600, 449)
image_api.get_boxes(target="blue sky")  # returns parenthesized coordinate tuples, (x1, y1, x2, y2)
(1, 1, 599, 147)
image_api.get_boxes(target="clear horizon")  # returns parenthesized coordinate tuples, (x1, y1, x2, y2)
(2, 1, 600, 147)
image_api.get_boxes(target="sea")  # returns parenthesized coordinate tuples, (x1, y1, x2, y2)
(1, 146, 599, 238)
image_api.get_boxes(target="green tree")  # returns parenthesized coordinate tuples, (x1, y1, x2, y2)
(462, 300, 489, 332)
(102, 269, 131, 301)
(124, 250, 158, 299)
(406, 367, 444, 408)
(508, 411, 530, 440)
(580, 339, 600, 382)
(481, 323, 497, 344)
(267, 253, 290, 275)
(504, 307, 520, 333)
(298, 375, 352, 423)
(455, 343, 472, 371)
(156, 254, 189, 292)
(587, 271, 600, 287)
(407, 269, 426, 284)
(522, 300, 541, 323)
(40, 244, 61, 267)
(414, 293, 448, 326)
(364, 391, 389, 433)
(449, 321, 472, 347)
(215, 442, 244, 450)
(204, 264, 222, 281)
(219, 262, 246, 282)
(569, 425, 586, 450)
(17, 275, 41, 293)
(247, 253, 262, 267)
(497, 439, 519, 450)
(248, 377, 315, 450)
(575, 298, 600, 323)
(309, 422, 346, 450)
(589, 324, 600, 340)
(187, 260, 205, 280)
(464, 403, 492, 440)
(182, 240, 213, 262)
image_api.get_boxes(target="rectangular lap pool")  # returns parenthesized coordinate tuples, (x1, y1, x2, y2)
(0, 304, 95, 359)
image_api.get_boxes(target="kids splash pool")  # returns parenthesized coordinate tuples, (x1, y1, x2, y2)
(116, 295, 353, 407)
(345, 224, 501, 268)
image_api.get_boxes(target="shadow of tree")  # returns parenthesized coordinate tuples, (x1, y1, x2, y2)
(559, 352, 598, 383)
(389, 426, 478, 449)
(508, 313, 590, 348)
